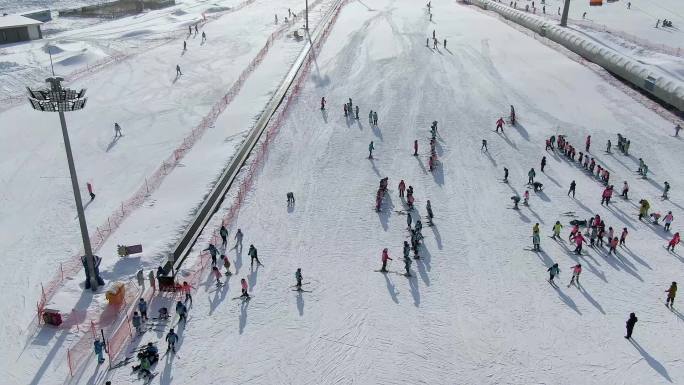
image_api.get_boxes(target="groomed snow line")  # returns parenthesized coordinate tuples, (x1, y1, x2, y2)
(469, 0, 684, 112)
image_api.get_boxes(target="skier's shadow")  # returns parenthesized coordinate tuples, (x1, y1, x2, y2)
(248, 266, 259, 289)
(430, 223, 442, 250)
(234, 246, 243, 274)
(239, 300, 249, 334)
(483, 149, 497, 167)
(371, 123, 383, 140)
(619, 244, 652, 269)
(408, 275, 420, 307)
(578, 285, 605, 314)
(629, 339, 672, 382)
(605, 204, 637, 230)
(320, 109, 328, 123)
(296, 291, 305, 315)
(369, 157, 381, 177)
(526, 204, 545, 225)
(172, 74, 181, 84)
(356, 118, 363, 130)
(377, 193, 393, 231)
(512, 122, 530, 142)
(415, 256, 430, 287)
(106, 135, 121, 152)
(414, 155, 427, 174)
(208, 279, 229, 316)
(432, 162, 444, 186)
(497, 131, 518, 150)
(551, 284, 581, 315)
(543, 172, 562, 188)
(383, 273, 399, 304)
(287, 202, 295, 213)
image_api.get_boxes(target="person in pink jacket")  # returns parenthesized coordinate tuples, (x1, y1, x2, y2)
(398, 180, 406, 198)
(664, 211, 674, 231)
(572, 232, 587, 255)
(212, 266, 222, 287)
(667, 232, 681, 251)
(495, 117, 505, 132)
(609, 236, 619, 255)
(601, 186, 613, 205)
(568, 224, 579, 242)
(568, 264, 582, 287)
(380, 248, 393, 272)
(240, 278, 250, 298)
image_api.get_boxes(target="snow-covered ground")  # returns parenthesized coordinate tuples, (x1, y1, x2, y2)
(0, 0, 337, 384)
(3, 0, 684, 383)
(102, 0, 683, 384)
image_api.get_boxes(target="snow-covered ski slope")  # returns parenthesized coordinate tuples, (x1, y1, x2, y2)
(99, 0, 684, 384)
(0, 0, 338, 384)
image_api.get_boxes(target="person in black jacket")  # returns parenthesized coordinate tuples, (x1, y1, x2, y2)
(625, 312, 638, 339)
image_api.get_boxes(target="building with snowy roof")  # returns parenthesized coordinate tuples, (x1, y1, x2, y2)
(0, 14, 43, 45)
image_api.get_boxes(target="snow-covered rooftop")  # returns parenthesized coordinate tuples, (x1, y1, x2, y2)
(0, 14, 43, 28)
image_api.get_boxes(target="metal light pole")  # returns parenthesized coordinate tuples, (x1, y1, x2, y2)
(560, 0, 571, 27)
(305, 0, 309, 31)
(27, 77, 103, 291)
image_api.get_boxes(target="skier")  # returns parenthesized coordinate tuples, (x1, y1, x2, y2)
(248, 244, 262, 268)
(138, 355, 152, 378)
(368, 141, 375, 159)
(552, 221, 563, 238)
(620, 228, 628, 246)
(585, 135, 591, 152)
(373, 111, 378, 126)
(625, 313, 638, 339)
(114, 122, 122, 138)
(275, 14, 278, 24)
(202, 31, 206, 42)
(321, 97, 326, 110)
(188, 25, 192, 34)
(664, 211, 674, 231)
(221, 255, 231, 275)
(234, 228, 243, 250)
(547, 263, 560, 285)
(528, 168, 536, 184)
(532, 223, 541, 251)
(166, 328, 179, 352)
(601, 186, 613, 205)
(380, 248, 392, 272)
(621, 181, 629, 199)
(676, 124, 682, 137)
(568, 180, 576, 197)
(638, 158, 644, 174)
(295, 268, 303, 289)
(398, 180, 406, 198)
(426, 37, 429, 47)
(443, 38, 447, 48)
(606, 139, 611, 153)
(240, 278, 250, 298)
(572, 232, 587, 255)
(495, 117, 505, 132)
(511, 195, 521, 209)
(414, 140, 418, 156)
(138, 298, 148, 321)
(415, 219, 423, 234)
(638, 200, 650, 221)
(663, 181, 670, 199)
(568, 264, 582, 287)
(287, 192, 295, 206)
(523, 190, 530, 206)
(136, 269, 145, 289)
(509, 105, 516, 125)
(406, 211, 412, 230)
(481, 139, 488, 151)
(176, 64, 182, 76)
(211, 266, 222, 286)
(540, 156, 546, 172)
(503, 167, 509, 183)
(93, 338, 106, 364)
(87, 182, 95, 200)
(204, 243, 219, 266)
(183, 40, 187, 51)
(175, 300, 187, 323)
(132, 311, 143, 334)
(666, 282, 677, 308)
(343, 103, 348, 117)
(368, 110, 373, 124)
(642, 163, 649, 179)
(667, 232, 680, 252)
(426, 200, 434, 223)
(403, 250, 412, 276)
(608, 236, 619, 255)
(181, 281, 193, 305)
(194, 24, 198, 35)
(220, 225, 229, 248)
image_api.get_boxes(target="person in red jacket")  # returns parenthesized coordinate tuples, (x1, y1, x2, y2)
(601, 185, 613, 205)
(608, 236, 619, 255)
(667, 232, 680, 251)
(87, 182, 95, 200)
(398, 180, 406, 198)
(380, 248, 392, 272)
(495, 117, 505, 133)
(585, 135, 591, 152)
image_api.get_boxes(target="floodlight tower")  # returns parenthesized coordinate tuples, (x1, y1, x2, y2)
(27, 77, 103, 291)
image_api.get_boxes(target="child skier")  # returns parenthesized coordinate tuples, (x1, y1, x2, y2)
(664, 211, 674, 231)
(380, 248, 392, 272)
(132, 311, 143, 334)
(523, 190, 530, 206)
(495, 117, 505, 132)
(181, 281, 193, 305)
(240, 278, 250, 298)
(625, 313, 638, 339)
(398, 180, 406, 197)
(568, 180, 576, 197)
(220, 225, 229, 248)
(87, 182, 95, 200)
(666, 282, 677, 308)
(138, 298, 148, 321)
(295, 268, 303, 289)
(568, 264, 581, 287)
(532, 223, 541, 251)
(552, 221, 563, 238)
(248, 244, 262, 268)
(667, 232, 680, 252)
(234, 228, 243, 249)
(93, 338, 106, 364)
(368, 141, 375, 159)
(221, 255, 231, 275)
(166, 328, 179, 353)
(175, 300, 187, 323)
(547, 263, 560, 285)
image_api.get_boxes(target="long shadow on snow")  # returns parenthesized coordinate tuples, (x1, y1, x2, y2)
(535, 189, 551, 202)
(552, 284, 581, 315)
(557, 237, 608, 283)
(383, 273, 399, 304)
(578, 285, 605, 314)
(430, 223, 443, 250)
(239, 300, 249, 334)
(512, 121, 530, 142)
(496, 130, 518, 150)
(605, 204, 637, 230)
(526, 204, 545, 225)
(604, 249, 644, 282)
(408, 275, 420, 307)
(297, 291, 304, 316)
(377, 193, 393, 231)
(208, 278, 230, 316)
(483, 149, 497, 167)
(629, 339, 672, 383)
(248, 265, 259, 289)
(414, 154, 428, 174)
(234, 245, 243, 274)
(619, 244, 652, 269)
(28, 328, 69, 385)
(321, 108, 328, 124)
(369, 157, 381, 177)
(371, 123, 383, 140)
(432, 163, 444, 186)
